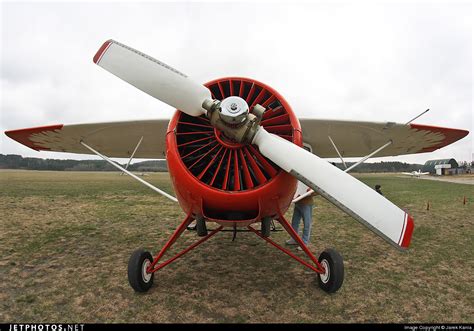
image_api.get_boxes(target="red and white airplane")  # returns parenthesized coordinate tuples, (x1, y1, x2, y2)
(5, 40, 469, 293)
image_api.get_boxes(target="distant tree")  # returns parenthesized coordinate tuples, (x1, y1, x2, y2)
(1, 154, 418, 173)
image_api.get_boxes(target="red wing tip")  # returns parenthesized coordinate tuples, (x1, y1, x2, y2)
(93, 40, 114, 64)
(410, 123, 469, 138)
(400, 214, 414, 249)
(4, 124, 63, 151)
(410, 124, 469, 152)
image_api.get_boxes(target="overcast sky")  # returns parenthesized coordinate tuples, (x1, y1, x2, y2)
(1, 1, 472, 164)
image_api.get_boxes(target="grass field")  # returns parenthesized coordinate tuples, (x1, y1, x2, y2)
(0, 170, 473, 323)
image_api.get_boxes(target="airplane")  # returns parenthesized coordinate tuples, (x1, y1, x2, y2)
(402, 170, 430, 177)
(4, 40, 469, 294)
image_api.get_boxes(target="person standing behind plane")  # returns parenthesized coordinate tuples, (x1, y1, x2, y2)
(286, 180, 317, 250)
(375, 184, 383, 196)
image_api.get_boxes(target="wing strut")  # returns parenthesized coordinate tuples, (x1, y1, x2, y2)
(344, 140, 393, 172)
(293, 140, 393, 203)
(328, 136, 347, 169)
(80, 140, 178, 202)
(121, 136, 144, 175)
(405, 108, 430, 125)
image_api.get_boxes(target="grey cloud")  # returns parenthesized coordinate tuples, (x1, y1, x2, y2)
(1, 2, 471, 163)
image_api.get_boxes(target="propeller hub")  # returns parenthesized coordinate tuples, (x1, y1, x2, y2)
(219, 96, 249, 126)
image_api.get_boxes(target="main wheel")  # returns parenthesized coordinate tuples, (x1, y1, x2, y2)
(128, 249, 154, 293)
(317, 248, 344, 293)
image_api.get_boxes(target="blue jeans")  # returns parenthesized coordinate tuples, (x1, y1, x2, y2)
(291, 203, 313, 245)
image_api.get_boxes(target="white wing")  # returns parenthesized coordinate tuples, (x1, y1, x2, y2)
(5, 119, 170, 159)
(299, 119, 469, 157)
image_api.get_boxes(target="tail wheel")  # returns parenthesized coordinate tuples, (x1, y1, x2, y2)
(317, 248, 344, 293)
(128, 249, 154, 293)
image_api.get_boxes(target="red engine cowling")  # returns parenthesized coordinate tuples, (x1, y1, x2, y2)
(166, 77, 302, 225)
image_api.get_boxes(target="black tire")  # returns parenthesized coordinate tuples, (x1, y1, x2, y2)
(317, 248, 344, 293)
(196, 217, 208, 237)
(261, 217, 271, 238)
(128, 249, 154, 293)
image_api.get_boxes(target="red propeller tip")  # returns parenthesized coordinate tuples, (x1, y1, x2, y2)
(93, 40, 113, 64)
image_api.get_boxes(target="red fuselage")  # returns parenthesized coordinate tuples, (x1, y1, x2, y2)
(165, 77, 303, 226)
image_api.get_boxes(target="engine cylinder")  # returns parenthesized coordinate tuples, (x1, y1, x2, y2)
(166, 77, 302, 224)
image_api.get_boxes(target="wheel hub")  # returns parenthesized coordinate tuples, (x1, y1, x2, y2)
(319, 259, 330, 284)
(142, 259, 152, 283)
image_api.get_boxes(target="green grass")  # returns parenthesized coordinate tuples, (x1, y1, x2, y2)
(0, 170, 472, 323)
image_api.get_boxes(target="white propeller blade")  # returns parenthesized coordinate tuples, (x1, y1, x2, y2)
(252, 128, 414, 249)
(93, 40, 211, 117)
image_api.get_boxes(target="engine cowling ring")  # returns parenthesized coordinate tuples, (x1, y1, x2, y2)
(166, 77, 302, 222)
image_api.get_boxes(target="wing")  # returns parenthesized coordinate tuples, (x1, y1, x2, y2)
(299, 119, 469, 158)
(401, 172, 413, 176)
(4, 119, 170, 159)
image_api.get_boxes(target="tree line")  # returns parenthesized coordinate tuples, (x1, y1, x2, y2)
(0, 154, 168, 172)
(331, 161, 423, 173)
(0, 153, 428, 173)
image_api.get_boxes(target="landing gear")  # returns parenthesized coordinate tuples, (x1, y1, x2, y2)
(127, 213, 223, 293)
(128, 249, 154, 293)
(317, 248, 344, 293)
(127, 211, 345, 294)
(248, 208, 345, 294)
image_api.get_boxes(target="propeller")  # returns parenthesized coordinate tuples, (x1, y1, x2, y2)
(252, 127, 413, 249)
(93, 39, 414, 249)
(93, 39, 211, 117)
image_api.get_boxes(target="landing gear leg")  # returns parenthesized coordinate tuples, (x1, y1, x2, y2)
(127, 212, 223, 292)
(248, 207, 344, 293)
